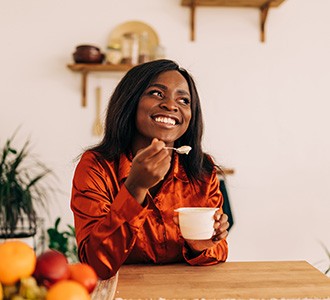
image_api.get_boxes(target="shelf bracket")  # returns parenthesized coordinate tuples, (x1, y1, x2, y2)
(260, 1, 271, 42)
(189, 0, 196, 41)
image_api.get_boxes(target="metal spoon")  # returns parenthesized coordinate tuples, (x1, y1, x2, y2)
(163, 145, 192, 155)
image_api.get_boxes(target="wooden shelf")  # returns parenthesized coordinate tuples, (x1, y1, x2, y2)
(181, 0, 286, 42)
(67, 63, 132, 107)
(218, 168, 235, 176)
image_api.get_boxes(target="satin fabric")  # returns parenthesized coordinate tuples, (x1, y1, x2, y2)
(71, 151, 228, 279)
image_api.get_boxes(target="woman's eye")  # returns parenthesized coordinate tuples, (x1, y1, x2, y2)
(149, 90, 163, 98)
(178, 98, 191, 105)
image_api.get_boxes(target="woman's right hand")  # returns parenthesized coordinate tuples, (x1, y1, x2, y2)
(124, 138, 171, 204)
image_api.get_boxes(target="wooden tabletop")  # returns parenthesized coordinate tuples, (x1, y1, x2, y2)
(113, 261, 330, 300)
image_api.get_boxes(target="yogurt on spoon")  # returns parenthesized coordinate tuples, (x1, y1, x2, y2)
(163, 145, 192, 155)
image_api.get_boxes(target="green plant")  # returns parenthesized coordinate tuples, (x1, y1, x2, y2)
(47, 217, 78, 263)
(0, 132, 52, 238)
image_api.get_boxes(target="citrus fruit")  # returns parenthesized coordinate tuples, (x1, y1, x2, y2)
(0, 282, 3, 300)
(69, 263, 98, 293)
(0, 240, 36, 285)
(46, 280, 90, 300)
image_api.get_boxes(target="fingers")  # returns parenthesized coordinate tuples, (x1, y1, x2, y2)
(212, 213, 229, 242)
(135, 138, 167, 161)
(134, 139, 171, 178)
(128, 138, 172, 191)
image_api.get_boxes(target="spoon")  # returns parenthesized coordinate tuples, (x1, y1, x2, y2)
(163, 145, 192, 155)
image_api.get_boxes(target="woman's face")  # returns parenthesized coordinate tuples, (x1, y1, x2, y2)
(134, 70, 192, 148)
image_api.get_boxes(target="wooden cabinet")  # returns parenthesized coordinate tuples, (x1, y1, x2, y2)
(181, 0, 287, 41)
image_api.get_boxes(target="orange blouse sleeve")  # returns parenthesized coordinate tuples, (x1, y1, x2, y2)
(71, 151, 149, 279)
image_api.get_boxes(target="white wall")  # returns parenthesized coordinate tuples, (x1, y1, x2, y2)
(1, 0, 330, 273)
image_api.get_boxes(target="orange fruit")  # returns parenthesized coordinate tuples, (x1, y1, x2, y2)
(0, 240, 36, 285)
(0, 282, 3, 300)
(69, 263, 98, 293)
(46, 280, 90, 300)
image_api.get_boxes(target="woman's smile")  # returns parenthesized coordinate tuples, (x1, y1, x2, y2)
(151, 114, 181, 127)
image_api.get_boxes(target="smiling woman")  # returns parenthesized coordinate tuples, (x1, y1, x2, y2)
(70, 59, 229, 280)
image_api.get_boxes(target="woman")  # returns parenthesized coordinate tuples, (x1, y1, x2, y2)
(71, 59, 229, 279)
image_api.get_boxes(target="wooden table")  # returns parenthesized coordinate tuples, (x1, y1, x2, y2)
(112, 261, 330, 300)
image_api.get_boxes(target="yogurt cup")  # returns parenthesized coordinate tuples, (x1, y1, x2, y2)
(174, 207, 217, 240)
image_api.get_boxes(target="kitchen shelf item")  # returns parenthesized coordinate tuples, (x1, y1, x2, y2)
(73, 44, 105, 64)
(92, 86, 103, 136)
(121, 32, 139, 65)
(108, 20, 159, 59)
(181, 0, 287, 42)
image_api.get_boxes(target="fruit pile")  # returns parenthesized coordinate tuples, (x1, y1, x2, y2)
(0, 240, 98, 300)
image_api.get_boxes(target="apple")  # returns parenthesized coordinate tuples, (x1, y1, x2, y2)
(33, 250, 70, 288)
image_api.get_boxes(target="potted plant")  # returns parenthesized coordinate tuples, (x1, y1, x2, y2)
(47, 217, 78, 263)
(0, 132, 53, 239)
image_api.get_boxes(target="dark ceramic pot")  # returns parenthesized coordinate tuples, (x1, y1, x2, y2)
(73, 44, 105, 64)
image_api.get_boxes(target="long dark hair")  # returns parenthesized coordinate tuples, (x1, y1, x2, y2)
(91, 59, 215, 182)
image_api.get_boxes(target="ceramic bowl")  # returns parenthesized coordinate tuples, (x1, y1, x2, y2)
(73, 45, 105, 64)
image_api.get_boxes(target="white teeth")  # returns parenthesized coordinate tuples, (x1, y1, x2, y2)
(154, 116, 176, 125)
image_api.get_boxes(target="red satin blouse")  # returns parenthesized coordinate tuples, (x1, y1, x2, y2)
(71, 150, 228, 279)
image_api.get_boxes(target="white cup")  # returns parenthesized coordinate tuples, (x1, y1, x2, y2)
(174, 207, 218, 240)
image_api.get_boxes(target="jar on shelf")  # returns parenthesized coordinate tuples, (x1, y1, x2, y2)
(138, 31, 150, 64)
(153, 45, 166, 60)
(106, 43, 122, 65)
(121, 32, 139, 65)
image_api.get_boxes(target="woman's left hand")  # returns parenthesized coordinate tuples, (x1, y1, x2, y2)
(175, 211, 229, 254)
(212, 211, 229, 241)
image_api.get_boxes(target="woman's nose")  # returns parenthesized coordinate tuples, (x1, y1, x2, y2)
(160, 99, 178, 112)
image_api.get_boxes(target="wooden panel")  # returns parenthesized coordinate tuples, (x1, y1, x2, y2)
(181, 0, 286, 7)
